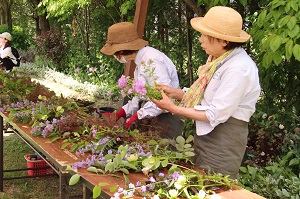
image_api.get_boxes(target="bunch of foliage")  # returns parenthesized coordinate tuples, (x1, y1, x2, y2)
(68, 136, 235, 199)
(250, 0, 300, 116)
(246, 110, 299, 167)
(239, 152, 300, 199)
(35, 29, 67, 70)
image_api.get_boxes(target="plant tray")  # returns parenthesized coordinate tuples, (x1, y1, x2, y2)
(24, 154, 54, 176)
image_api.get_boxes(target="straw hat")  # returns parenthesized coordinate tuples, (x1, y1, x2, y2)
(100, 22, 149, 55)
(190, 6, 250, 43)
(0, 32, 12, 41)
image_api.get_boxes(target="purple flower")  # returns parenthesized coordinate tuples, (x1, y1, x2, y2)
(75, 68, 80, 72)
(149, 176, 156, 183)
(141, 185, 147, 192)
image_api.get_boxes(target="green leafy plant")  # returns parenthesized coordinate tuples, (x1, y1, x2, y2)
(239, 152, 300, 198)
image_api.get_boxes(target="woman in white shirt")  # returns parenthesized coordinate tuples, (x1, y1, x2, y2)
(0, 32, 17, 72)
(100, 22, 184, 139)
(152, 6, 261, 179)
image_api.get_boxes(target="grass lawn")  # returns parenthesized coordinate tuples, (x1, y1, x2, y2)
(1, 132, 83, 199)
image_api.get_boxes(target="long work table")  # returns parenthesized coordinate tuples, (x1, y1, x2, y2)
(0, 111, 266, 199)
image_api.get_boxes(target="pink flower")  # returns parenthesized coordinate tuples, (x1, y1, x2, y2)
(75, 68, 80, 72)
(118, 75, 128, 88)
(132, 80, 147, 95)
(89, 67, 97, 72)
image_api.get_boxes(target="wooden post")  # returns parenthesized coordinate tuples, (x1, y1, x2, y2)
(124, 0, 149, 78)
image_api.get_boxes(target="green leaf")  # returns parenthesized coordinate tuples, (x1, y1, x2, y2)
(282, 189, 290, 197)
(289, 158, 300, 166)
(104, 154, 115, 161)
(110, 185, 118, 193)
(184, 151, 195, 157)
(147, 140, 158, 145)
(239, 166, 247, 173)
(65, 165, 73, 171)
(239, 0, 247, 6)
(70, 144, 78, 152)
(119, 168, 129, 174)
(87, 166, 98, 173)
(288, 25, 299, 38)
(293, 44, 300, 61)
(290, 1, 299, 11)
(175, 136, 185, 146)
(92, 186, 101, 198)
(287, 16, 297, 30)
(69, 174, 80, 185)
(257, 10, 267, 28)
(273, 51, 283, 66)
(122, 161, 137, 170)
(278, 15, 291, 28)
(270, 35, 282, 52)
(123, 173, 130, 184)
(185, 135, 194, 143)
(105, 162, 115, 172)
(220, 0, 228, 6)
(161, 159, 168, 167)
(285, 39, 294, 60)
(98, 182, 109, 187)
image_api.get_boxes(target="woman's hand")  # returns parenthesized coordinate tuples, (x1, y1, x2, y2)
(152, 90, 176, 112)
(155, 84, 184, 100)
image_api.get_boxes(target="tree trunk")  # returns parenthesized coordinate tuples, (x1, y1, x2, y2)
(185, 3, 193, 86)
(0, 0, 13, 30)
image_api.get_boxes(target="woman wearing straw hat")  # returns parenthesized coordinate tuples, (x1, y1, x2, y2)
(100, 22, 184, 139)
(152, 6, 261, 179)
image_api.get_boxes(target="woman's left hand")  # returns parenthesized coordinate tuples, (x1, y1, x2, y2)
(151, 90, 176, 112)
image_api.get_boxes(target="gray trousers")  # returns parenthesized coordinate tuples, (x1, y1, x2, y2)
(193, 117, 248, 179)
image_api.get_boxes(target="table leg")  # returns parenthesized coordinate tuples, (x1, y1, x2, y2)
(0, 115, 3, 192)
(83, 183, 92, 199)
(59, 172, 70, 199)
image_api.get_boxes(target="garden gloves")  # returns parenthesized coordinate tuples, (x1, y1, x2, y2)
(125, 112, 138, 130)
(103, 108, 138, 130)
(103, 108, 126, 120)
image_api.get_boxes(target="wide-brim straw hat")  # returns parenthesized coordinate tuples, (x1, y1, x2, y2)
(101, 22, 149, 55)
(190, 6, 250, 43)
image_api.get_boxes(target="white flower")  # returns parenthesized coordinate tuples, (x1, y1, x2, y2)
(262, 113, 267, 119)
(169, 189, 179, 198)
(210, 194, 222, 199)
(174, 175, 186, 189)
(152, 195, 160, 199)
(279, 124, 284, 129)
(197, 190, 206, 199)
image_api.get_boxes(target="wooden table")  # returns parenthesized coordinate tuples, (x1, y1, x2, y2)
(0, 112, 266, 199)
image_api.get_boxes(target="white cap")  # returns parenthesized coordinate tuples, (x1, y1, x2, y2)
(0, 32, 12, 41)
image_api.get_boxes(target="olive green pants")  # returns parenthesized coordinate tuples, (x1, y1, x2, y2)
(193, 117, 248, 179)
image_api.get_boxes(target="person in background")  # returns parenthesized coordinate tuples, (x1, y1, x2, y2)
(100, 22, 184, 139)
(152, 6, 261, 179)
(0, 32, 18, 72)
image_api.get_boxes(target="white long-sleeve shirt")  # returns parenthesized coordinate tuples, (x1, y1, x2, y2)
(122, 46, 180, 119)
(0, 46, 17, 65)
(195, 47, 261, 135)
